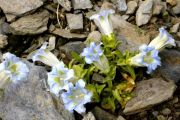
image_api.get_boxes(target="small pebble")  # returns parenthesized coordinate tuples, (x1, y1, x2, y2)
(161, 108, 171, 115)
(172, 96, 179, 104)
(157, 115, 166, 120)
(152, 111, 159, 117)
(177, 32, 180, 39)
(139, 111, 147, 118)
(170, 23, 179, 33)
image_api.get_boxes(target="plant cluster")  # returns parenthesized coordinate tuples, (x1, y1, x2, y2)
(0, 9, 176, 114)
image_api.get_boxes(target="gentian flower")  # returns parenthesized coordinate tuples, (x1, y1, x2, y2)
(129, 44, 161, 74)
(28, 42, 60, 67)
(61, 79, 92, 113)
(81, 42, 103, 64)
(148, 27, 176, 50)
(47, 61, 74, 96)
(90, 9, 115, 36)
(0, 52, 29, 88)
(81, 42, 110, 73)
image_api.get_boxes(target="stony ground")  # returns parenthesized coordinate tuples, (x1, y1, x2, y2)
(0, 0, 180, 120)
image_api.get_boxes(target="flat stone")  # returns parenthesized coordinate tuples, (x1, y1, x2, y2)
(111, 15, 150, 52)
(172, 0, 180, 14)
(170, 23, 179, 33)
(123, 78, 176, 115)
(66, 13, 83, 32)
(0, 34, 8, 48)
(0, 61, 75, 120)
(50, 27, 87, 39)
(72, 0, 92, 10)
(82, 112, 96, 120)
(126, 1, 138, 14)
(57, 0, 71, 11)
(59, 41, 86, 63)
(117, 0, 127, 12)
(84, 31, 101, 45)
(92, 107, 117, 120)
(158, 50, 180, 83)
(0, 0, 43, 22)
(136, 0, 153, 26)
(10, 10, 49, 35)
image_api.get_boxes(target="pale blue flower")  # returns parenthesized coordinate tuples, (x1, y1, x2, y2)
(47, 62, 75, 96)
(0, 52, 29, 87)
(61, 79, 92, 113)
(148, 27, 176, 50)
(81, 42, 103, 64)
(130, 45, 161, 74)
(28, 42, 60, 67)
(90, 9, 115, 36)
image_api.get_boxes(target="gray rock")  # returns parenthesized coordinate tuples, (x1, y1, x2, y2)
(57, 0, 71, 11)
(117, 116, 126, 120)
(0, 34, 8, 48)
(0, 62, 75, 120)
(66, 13, 83, 32)
(50, 27, 87, 39)
(0, 0, 43, 22)
(161, 108, 171, 115)
(72, 0, 92, 10)
(152, 0, 164, 15)
(170, 23, 179, 33)
(92, 73, 104, 83)
(0, 18, 10, 34)
(172, 0, 180, 14)
(122, 15, 130, 20)
(101, 1, 116, 11)
(136, 0, 153, 26)
(126, 1, 138, 14)
(117, 0, 127, 12)
(123, 78, 176, 115)
(92, 107, 117, 120)
(59, 41, 86, 63)
(111, 15, 150, 52)
(84, 31, 101, 45)
(10, 10, 49, 35)
(82, 112, 96, 120)
(158, 50, 180, 83)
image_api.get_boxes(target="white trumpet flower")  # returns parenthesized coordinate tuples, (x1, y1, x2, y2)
(28, 42, 60, 67)
(47, 62, 75, 96)
(0, 52, 29, 88)
(90, 9, 115, 36)
(148, 27, 176, 51)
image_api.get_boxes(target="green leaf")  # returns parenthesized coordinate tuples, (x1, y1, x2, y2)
(95, 84, 106, 95)
(112, 89, 122, 103)
(122, 66, 136, 80)
(71, 51, 84, 63)
(101, 97, 116, 111)
(72, 64, 87, 79)
(86, 84, 100, 102)
(86, 65, 96, 83)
